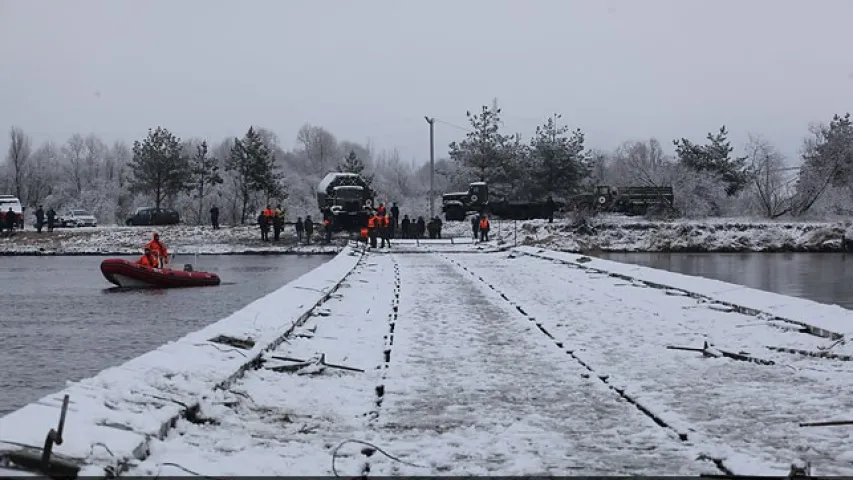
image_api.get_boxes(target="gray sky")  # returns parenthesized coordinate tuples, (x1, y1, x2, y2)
(2, 0, 851, 165)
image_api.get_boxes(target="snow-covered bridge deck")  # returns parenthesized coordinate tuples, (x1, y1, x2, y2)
(3, 243, 853, 476)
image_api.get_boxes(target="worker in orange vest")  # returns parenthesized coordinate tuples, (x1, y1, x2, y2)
(367, 212, 377, 248)
(380, 213, 391, 248)
(146, 232, 169, 268)
(479, 215, 490, 242)
(323, 216, 332, 244)
(136, 247, 158, 268)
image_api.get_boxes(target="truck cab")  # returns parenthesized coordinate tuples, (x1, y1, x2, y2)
(441, 182, 489, 221)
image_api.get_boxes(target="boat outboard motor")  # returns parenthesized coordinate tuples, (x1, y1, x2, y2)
(183, 264, 193, 272)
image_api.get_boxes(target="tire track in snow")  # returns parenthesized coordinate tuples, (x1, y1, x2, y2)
(362, 254, 401, 476)
(440, 253, 736, 477)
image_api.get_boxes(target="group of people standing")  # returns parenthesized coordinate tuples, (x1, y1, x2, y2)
(256, 205, 324, 244)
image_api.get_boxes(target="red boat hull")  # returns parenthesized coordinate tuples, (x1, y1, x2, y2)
(100, 258, 221, 288)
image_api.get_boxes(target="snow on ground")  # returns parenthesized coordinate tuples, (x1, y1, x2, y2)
(6, 244, 852, 476)
(0, 247, 362, 475)
(127, 255, 396, 477)
(0, 225, 340, 255)
(443, 252, 853, 475)
(483, 216, 853, 253)
(371, 253, 713, 476)
(517, 246, 853, 341)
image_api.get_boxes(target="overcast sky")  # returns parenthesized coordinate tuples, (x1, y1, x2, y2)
(2, 0, 851, 165)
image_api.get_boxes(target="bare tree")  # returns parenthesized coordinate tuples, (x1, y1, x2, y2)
(6, 127, 32, 201)
(610, 138, 669, 187)
(744, 135, 792, 218)
(61, 134, 87, 195)
(296, 124, 339, 175)
(26, 141, 60, 206)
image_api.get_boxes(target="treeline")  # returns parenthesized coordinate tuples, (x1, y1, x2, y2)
(3, 106, 853, 223)
(0, 124, 433, 226)
(444, 101, 853, 219)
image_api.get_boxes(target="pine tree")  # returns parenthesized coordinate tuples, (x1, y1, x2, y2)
(527, 114, 590, 199)
(226, 127, 284, 223)
(128, 126, 191, 210)
(338, 149, 374, 186)
(189, 141, 223, 224)
(448, 102, 518, 183)
(673, 126, 750, 196)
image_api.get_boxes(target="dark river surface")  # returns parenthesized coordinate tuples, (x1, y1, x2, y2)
(0, 254, 331, 416)
(599, 252, 853, 310)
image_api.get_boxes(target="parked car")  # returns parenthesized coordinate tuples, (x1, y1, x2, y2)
(125, 207, 180, 226)
(0, 195, 23, 228)
(58, 209, 98, 228)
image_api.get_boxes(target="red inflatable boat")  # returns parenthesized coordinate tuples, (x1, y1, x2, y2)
(100, 258, 221, 288)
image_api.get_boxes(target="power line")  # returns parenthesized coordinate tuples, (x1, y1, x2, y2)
(433, 118, 472, 133)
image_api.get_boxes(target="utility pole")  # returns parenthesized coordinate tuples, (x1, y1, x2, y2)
(425, 116, 435, 218)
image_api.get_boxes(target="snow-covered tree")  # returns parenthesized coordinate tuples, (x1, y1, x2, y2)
(448, 101, 518, 183)
(226, 127, 284, 223)
(128, 126, 191, 211)
(792, 114, 853, 216)
(7, 126, 31, 202)
(744, 135, 793, 218)
(526, 114, 589, 199)
(187, 140, 223, 224)
(674, 126, 750, 196)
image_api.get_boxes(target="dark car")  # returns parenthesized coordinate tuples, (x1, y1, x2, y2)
(125, 207, 180, 226)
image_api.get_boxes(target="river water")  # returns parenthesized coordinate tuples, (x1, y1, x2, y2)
(0, 254, 331, 416)
(599, 252, 853, 310)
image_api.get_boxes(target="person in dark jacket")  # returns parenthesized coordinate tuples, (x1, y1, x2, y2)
(4, 208, 15, 232)
(35, 206, 45, 233)
(272, 211, 283, 241)
(210, 205, 220, 229)
(470, 215, 479, 240)
(434, 216, 443, 239)
(303, 216, 314, 244)
(390, 202, 399, 238)
(295, 216, 304, 242)
(258, 212, 269, 241)
(46, 208, 56, 232)
(400, 214, 410, 239)
(416, 216, 426, 239)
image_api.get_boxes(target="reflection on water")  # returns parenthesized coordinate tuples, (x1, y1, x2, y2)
(0, 254, 331, 415)
(598, 252, 853, 310)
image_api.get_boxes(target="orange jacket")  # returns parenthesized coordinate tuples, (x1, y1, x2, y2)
(146, 239, 169, 264)
(383, 216, 390, 227)
(377, 205, 386, 215)
(137, 253, 157, 267)
(360, 227, 368, 239)
(479, 218, 490, 230)
(367, 216, 375, 228)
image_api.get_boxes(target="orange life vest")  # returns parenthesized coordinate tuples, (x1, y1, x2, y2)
(360, 227, 368, 239)
(383, 216, 390, 227)
(480, 218, 489, 230)
(147, 239, 168, 263)
(137, 254, 157, 267)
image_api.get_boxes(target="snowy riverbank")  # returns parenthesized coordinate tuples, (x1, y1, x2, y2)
(1, 217, 851, 254)
(489, 216, 853, 253)
(0, 225, 342, 255)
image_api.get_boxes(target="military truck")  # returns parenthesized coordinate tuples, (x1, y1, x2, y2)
(441, 182, 562, 221)
(317, 172, 375, 232)
(570, 185, 674, 216)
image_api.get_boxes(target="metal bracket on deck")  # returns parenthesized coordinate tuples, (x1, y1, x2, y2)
(2, 394, 80, 478)
(41, 393, 70, 474)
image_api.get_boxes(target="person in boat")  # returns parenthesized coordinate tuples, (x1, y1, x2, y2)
(146, 232, 169, 268)
(136, 247, 159, 268)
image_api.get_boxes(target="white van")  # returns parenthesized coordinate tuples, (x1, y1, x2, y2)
(0, 195, 23, 228)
